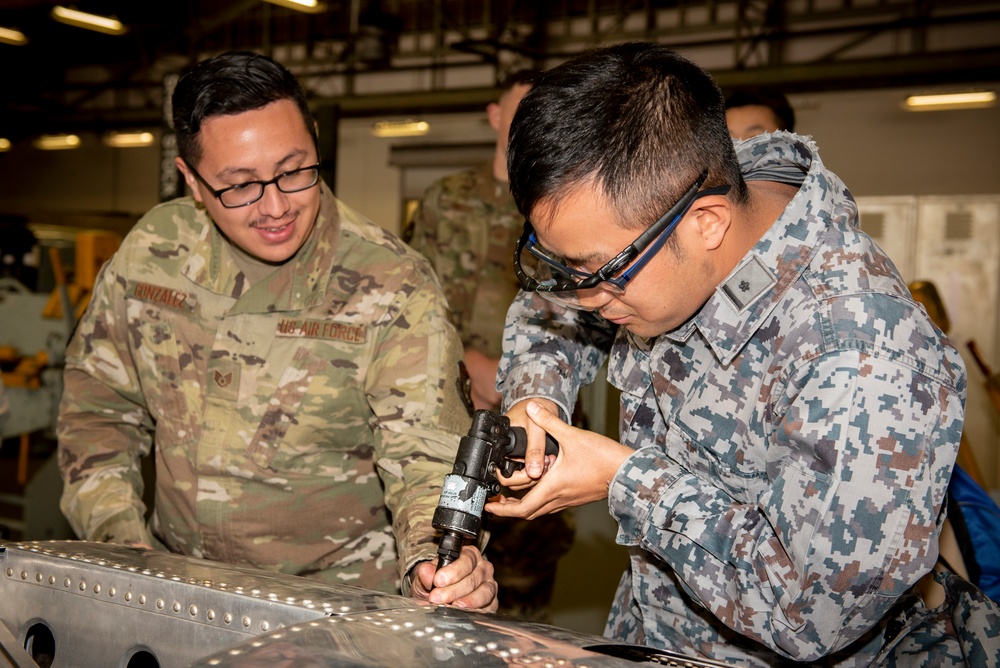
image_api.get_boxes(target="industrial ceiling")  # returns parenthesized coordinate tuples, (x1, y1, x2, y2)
(1, 0, 999, 140)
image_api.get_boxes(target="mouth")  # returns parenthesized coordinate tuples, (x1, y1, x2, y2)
(252, 219, 292, 232)
(250, 213, 297, 241)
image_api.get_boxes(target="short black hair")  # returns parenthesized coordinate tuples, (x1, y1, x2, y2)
(725, 87, 796, 132)
(507, 42, 747, 232)
(172, 51, 315, 168)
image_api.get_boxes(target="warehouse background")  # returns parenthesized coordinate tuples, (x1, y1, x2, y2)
(1, 0, 999, 634)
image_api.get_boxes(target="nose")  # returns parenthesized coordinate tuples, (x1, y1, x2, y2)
(256, 181, 292, 218)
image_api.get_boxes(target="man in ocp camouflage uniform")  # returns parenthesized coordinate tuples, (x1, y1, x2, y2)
(57, 51, 497, 611)
(406, 70, 575, 622)
(406, 70, 538, 414)
(486, 43, 1000, 665)
(0, 376, 8, 436)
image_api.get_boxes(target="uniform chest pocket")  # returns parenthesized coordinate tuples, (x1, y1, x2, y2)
(134, 318, 201, 449)
(664, 417, 769, 504)
(245, 345, 371, 476)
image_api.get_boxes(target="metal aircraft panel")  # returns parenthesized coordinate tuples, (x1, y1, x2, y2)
(1, 541, 732, 668)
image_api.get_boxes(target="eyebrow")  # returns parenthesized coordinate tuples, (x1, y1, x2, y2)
(215, 148, 311, 180)
(551, 243, 609, 268)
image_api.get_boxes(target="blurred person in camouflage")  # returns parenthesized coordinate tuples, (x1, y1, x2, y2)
(484, 43, 997, 665)
(406, 70, 538, 414)
(406, 69, 575, 622)
(724, 86, 795, 139)
(56, 51, 497, 611)
(0, 376, 7, 436)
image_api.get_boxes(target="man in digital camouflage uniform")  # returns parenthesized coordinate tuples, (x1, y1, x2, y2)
(406, 70, 575, 622)
(57, 51, 497, 611)
(486, 43, 1000, 664)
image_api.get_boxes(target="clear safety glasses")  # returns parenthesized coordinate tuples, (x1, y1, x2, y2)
(513, 170, 730, 310)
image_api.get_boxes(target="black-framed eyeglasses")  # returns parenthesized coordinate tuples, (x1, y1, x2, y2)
(188, 163, 322, 208)
(513, 169, 730, 309)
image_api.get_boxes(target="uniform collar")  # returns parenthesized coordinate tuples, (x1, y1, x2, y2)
(663, 133, 852, 365)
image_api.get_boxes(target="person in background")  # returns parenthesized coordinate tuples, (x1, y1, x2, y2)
(0, 376, 8, 437)
(485, 42, 986, 665)
(725, 86, 795, 139)
(57, 51, 496, 611)
(406, 70, 539, 414)
(406, 69, 575, 623)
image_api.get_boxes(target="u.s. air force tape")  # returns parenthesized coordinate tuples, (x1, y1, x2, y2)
(275, 318, 367, 343)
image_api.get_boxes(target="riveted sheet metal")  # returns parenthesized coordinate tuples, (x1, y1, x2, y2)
(1, 541, 733, 668)
(0, 540, 413, 668)
(189, 606, 735, 667)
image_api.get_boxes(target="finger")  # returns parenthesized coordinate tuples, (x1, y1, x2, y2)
(453, 581, 499, 612)
(409, 561, 436, 601)
(429, 549, 473, 591)
(484, 493, 523, 506)
(443, 558, 498, 611)
(525, 400, 572, 441)
(484, 497, 521, 516)
(428, 548, 497, 609)
(494, 467, 536, 488)
(522, 402, 558, 478)
(484, 493, 547, 519)
(502, 478, 539, 492)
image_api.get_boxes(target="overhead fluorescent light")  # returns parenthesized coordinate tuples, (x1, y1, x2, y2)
(261, 0, 327, 14)
(34, 134, 82, 150)
(0, 138, 11, 152)
(104, 131, 155, 148)
(904, 91, 996, 112)
(0, 26, 28, 46)
(51, 6, 127, 35)
(371, 120, 430, 138)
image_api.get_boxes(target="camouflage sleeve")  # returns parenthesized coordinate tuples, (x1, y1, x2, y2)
(405, 185, 440, 267)
(406, 181, 475, 345)
(365, 264, 471, 589)
(0, 377, 8, 422)
(498, 289, 616, 420)
(56, 259, 157, 546)
(609, 349, 965, 661)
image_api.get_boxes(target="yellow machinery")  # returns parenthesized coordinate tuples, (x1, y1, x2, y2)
(0, 229, 120, 538)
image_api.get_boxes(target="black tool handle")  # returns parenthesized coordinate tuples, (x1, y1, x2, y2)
(507, 426, 559, 458)
(498, 427, 559, 477)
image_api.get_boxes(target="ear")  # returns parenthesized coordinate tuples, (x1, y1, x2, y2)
(486, 102, 502, 132)
(174, 157, 203, 203)
(687, 195, 732, 251)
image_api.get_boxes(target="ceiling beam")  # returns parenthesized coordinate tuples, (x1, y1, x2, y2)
(13, 45, 997, 136)
(711, 47, 1000, 93)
